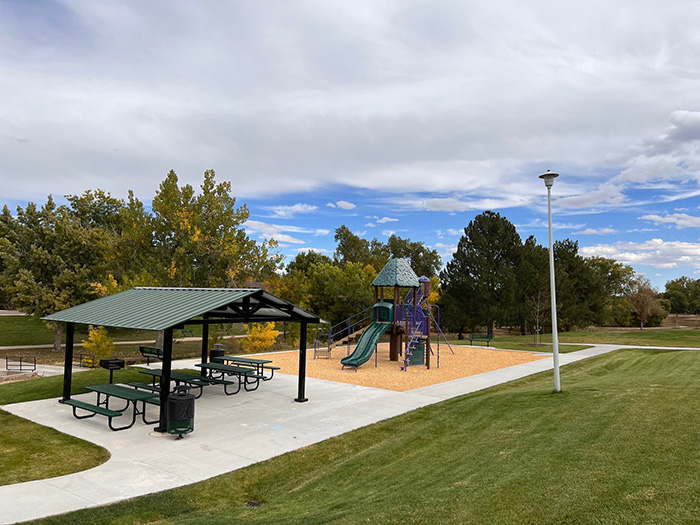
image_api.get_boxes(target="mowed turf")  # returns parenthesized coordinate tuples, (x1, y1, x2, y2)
(0, 410, 110, 486)
(31, 349, 700, 524)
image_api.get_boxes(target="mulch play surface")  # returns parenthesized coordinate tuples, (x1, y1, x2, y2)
(265, 343, 548, 391)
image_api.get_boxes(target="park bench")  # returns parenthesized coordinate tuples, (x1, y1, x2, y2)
(468, 333, 493, 347)
(5, 356, 36, 372)
(180, 329, 195, 338)
(73, 352, 96, 368)
(139, 345, 163, 365)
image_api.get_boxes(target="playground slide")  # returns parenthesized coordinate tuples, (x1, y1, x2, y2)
(340, 322, 390, 369)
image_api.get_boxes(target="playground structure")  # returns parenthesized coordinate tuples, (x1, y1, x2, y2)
(314, 259, 453, 371)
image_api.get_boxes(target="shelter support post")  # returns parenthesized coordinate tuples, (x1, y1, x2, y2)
(200, 319, 209, 378)
(156, 327, 174, 432)
(60, 322, 75, 402)
(295, 322, 308, 402)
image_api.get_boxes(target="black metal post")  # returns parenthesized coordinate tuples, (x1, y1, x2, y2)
(60, 322, 75, 402)
(156, 327, 174, 432)
(295, 322, 308, 402)
(200, 319, 209, 378)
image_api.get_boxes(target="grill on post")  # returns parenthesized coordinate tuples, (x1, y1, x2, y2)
(99, 358, 125, 384)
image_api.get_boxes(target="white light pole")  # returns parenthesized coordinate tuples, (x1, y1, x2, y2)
(539, 170, 561, 392)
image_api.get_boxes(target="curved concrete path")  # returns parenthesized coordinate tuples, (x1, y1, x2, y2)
(1, 344, 697, 524)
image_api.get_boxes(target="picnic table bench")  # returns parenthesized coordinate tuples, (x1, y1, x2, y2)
(138, 369, 208, 398)
(139, 345, 163, 365)
(468, 333, 494, 347)
(64, 384, 158, 431)
(212, 355, 280, 381)
(196, 361, 265, 395)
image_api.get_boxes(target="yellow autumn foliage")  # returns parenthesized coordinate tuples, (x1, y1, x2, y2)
(82, 325, 115, 363)
(241, 322, 279, 354)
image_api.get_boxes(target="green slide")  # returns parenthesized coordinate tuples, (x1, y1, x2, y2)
(340, 322, 390, 369)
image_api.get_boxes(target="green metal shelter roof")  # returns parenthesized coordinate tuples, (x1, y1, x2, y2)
(42, 287, 321, 331)
(371, 258, 420, 288)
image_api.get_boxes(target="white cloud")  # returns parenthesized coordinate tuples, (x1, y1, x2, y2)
(581, 239, 700, 270)
(267, 203, 318, 218)
(433, 242, 457, 258)
(574, 227, 617, 235)
(326, 202, 336, 208)
(526, 218, 586, 230)
(365, 222, 376, 227)
(245, 220, 328, 244)
(381, 230, 396, 236)
(293, 247, 332, 254)
(639, 213, 700, 229)
(336, 201, 356, 210)
(376, 216, 398, 224)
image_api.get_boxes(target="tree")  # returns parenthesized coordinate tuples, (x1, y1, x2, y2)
(440, 211, 521, 336)
(307, 262, 377, 327)
(285, 251, 333, 276)
(629, 275, 666, 329)
(147, 170, 281, 287)
(664, 276, 700, 315)
(0, 197, 116, 350)
(516, 236, 550, 337)
(242, 323, 279, 353)
(386, 234, 441, 277)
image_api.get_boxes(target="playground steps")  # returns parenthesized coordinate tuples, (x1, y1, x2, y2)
(329, 325, 368, 350)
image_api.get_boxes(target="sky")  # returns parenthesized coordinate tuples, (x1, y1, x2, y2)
(2, 1, 700, 291)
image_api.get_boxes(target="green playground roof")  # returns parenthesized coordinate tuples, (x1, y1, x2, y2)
(42, 287, 321, 331)
(371, 258, 420, 288)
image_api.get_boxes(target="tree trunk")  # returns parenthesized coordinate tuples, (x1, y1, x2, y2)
(487, 320, 494, 337)
(53, 323, 63, 352)
(156, 330, 165, 348)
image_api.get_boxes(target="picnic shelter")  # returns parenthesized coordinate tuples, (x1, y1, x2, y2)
(43, 287, 321, 432)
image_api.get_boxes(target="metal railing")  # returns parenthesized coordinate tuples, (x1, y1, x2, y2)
(314, 305, 374, 359)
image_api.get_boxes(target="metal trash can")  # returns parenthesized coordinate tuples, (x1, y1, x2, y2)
(209, 347, 225, 363)
(167, 386, 195, 439)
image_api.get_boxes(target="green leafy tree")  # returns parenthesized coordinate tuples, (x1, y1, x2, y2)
(0, 197, 115, 350)
(440, 211, 521, 336)
(386, 234, 442, 277)
(285, 251, 333, 276)
(664, 276, 700, 314)
(515, 235, 550, 336)
(307, 262, 376, 327)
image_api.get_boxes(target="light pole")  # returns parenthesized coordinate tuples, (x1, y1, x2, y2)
(539, 170, 561, 392)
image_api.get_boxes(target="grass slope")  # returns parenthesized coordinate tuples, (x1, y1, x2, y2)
(0, 410, 110, 486)
(31, 349, 700, 524)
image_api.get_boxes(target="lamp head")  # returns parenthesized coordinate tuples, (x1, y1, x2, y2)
(539, 170, 559, 188)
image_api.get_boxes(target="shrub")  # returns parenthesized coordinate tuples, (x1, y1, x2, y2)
(82, 325, 114, 362)
(241, 323, 279, 354)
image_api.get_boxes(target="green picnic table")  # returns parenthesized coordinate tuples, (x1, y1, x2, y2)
(213, 355, 280, 381)
(63, 384, 159, 431)
(196, 361, 264, 394)
(137, 369, 208, 398)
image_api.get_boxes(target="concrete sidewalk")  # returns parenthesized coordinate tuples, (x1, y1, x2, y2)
(0, 344, 693, 524)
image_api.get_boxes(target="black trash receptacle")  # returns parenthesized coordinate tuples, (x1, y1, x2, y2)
(167, 386, 195, 439)
(209, 347, 225, 363)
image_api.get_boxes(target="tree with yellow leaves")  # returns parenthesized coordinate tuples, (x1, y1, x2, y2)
(241, 323, 279, 354)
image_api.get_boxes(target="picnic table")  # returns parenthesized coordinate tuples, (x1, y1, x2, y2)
(136, 368, 208, 398)
(212, 355, 280, 381)
(63, 384, 158, 431)
(196, 361, 264, 395)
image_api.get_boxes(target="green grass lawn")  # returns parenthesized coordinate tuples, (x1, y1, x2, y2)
(0, 410, 110, 486)
(446, 336, 590, 353)
(0, 315, 246, 348)
(29, 348, 700, 524)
